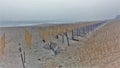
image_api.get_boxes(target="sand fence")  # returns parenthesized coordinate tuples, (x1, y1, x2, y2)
(0, 21, 108, 57)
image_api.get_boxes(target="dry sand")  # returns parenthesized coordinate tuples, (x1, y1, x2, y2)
(0, 20, 117, 68)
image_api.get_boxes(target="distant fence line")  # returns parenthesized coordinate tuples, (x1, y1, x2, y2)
(0, 21, 108, 56)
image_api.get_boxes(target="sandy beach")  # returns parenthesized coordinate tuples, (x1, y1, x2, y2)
(0, 20, 118, 68)
(1, 0, 120, 68)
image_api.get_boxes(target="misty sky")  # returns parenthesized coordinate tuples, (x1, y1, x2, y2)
(0, 0, 120, 22)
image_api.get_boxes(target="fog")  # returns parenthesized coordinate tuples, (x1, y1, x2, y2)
(0, 0, 120, 22)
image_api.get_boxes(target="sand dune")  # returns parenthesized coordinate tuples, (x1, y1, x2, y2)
(77, 20, 120, 68)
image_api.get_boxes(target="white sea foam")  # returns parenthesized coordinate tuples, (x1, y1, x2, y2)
(0, 21, 68, 27)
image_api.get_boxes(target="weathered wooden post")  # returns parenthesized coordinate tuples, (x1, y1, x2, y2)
(65, 32, 70, 46)
(25, 30, 32, 49)
(19, 47, 25, 68)
(0, 33, 5, 56)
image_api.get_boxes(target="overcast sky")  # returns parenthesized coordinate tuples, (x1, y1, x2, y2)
(0, 0, 120, 22)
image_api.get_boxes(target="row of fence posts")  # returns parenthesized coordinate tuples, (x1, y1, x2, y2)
(0, 21, 107, 68)
(0, 21, 107, 55)
(0, 21, 107, 53)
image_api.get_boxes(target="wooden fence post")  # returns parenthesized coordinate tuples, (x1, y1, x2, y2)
(25, 30, 32, 49)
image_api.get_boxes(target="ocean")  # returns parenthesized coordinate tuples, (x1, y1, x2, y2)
(0, 21, 69, 27)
